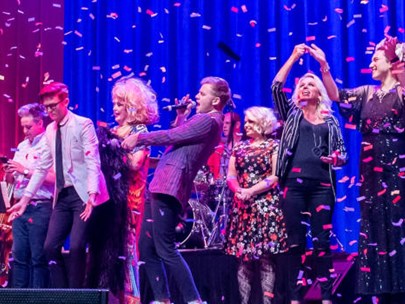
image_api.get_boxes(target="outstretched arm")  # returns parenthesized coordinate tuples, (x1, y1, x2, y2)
(272, 44, 307, 121)
(307, 43, 340, 101)
(273, 43, 306, 84)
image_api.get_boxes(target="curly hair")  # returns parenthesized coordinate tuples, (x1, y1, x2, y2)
(18, 103, 51, 126)
(244, 106, 278, 137)
(112, 77, 159, 125)
(291, 73, 333, 119)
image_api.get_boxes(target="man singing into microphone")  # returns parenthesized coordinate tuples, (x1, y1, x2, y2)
(122, 76, 231, 304)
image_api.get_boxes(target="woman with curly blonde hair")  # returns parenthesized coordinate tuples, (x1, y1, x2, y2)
(112, 77, 159, 303)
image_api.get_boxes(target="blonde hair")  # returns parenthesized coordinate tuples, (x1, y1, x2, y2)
(112, 77, 159, 125)
(244, 106, 278, 136)
(291, 73, 333, 118)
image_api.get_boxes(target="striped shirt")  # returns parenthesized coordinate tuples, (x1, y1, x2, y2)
(271, 81, 347, 188)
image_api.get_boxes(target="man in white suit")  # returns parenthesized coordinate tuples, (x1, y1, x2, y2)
(8, 82, 109, 288)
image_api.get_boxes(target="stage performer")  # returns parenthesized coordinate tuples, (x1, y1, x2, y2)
(87, 77, 159, 303)
(207, 111, 242, 181)
(8, 82, 109, 288)
(272, 44, 347, 304)
(4, 103, 54, 288)
(324, 36, 405, 303)
(225, 106, 287, 304)
(122, 76, 231, 304)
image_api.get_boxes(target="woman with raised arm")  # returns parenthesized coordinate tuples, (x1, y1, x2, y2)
(225, 106, 287, 304)
(323, 37, 405, 303)
(271, 44, 347, 304)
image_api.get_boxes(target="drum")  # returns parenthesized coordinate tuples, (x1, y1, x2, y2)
(175, 199, 214, 249)
(193, 166, 213, 193)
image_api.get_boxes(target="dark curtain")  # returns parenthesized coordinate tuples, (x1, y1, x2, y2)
(63, 0, 405, 252)
(0, 0, 64, 157)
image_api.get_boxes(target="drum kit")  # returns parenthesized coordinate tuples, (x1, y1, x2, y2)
(176, 165, 232, 250)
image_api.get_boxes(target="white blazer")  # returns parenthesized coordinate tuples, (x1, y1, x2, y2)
(25, 111, 109, 207)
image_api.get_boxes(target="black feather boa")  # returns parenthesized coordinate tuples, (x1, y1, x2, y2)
(86, 126, 130, 296)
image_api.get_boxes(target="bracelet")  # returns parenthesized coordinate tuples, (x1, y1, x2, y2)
(320, 63, 330, 73)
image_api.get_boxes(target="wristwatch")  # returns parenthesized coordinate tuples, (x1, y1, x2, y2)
(23, 168, 29, 176)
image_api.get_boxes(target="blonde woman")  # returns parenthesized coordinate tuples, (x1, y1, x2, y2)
(225, 106, 287, 304)
(272, 44, 347, 304)
(112, 77, 158, 303)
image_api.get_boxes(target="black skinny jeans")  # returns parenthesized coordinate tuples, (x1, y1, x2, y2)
(139, 193, 200, 303)
(282, 178, 335, 301)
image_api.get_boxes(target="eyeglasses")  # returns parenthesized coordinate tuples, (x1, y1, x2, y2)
(43, 99, 64, 111)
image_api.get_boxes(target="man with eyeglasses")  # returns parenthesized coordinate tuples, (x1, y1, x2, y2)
(8, 82, 109, 288)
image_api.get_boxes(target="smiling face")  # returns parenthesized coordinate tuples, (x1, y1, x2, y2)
(112, 97, 129, 126)
(195, 84, 218, 114)
(369, 50, 391, 81)
(244, 112, 261, 139)
(296, 76, 321, 103)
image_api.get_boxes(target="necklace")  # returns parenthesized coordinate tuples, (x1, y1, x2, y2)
(375, 82, 399, 103)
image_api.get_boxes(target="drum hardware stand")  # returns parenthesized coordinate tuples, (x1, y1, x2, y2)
(207, 176, 229, 248)
(180, 197, 213, 249)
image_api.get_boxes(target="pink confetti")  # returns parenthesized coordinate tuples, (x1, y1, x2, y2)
(344, 123, 356, 130)
(249, 20, 257, 27)
(323, 224, 333, 230)
(377, 189, 386, 196)
(379, 4, 388, 13)
(392, 196, 401, 204)
(336, 195, 347, 202)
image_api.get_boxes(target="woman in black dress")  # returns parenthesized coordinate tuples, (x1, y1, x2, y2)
(325, 37, 405, 304)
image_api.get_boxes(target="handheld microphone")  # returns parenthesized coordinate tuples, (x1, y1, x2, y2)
(162, 101, 196, 111)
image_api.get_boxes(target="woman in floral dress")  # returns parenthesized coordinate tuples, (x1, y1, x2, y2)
(225, 106, 287, 304)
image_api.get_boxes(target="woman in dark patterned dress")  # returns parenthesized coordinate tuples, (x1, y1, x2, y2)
(225, 106, 287, 304)
(326, 37, 405, 304)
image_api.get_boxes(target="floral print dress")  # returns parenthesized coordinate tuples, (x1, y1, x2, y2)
(225, 139, 287, 261)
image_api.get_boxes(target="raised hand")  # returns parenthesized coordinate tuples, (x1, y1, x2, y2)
(290, 43, 308, 62)
(307, 43, 327, 66)
(382, 35, 399, 62)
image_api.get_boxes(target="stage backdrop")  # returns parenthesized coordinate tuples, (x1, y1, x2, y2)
(62, 0, 405, 253)
(0, 0, 64, 156)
